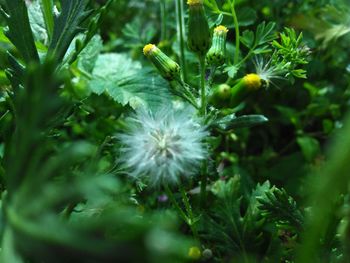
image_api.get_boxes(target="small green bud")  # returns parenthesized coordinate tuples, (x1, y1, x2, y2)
(188, 246, 201, 260)
(209, 83, 231, 108)
(143, 44, 181, 81)
(206, 25, 229, 66)
(187, 0, 211, 56)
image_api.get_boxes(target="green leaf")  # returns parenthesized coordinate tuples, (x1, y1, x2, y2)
(257, 185, 304, 230)
(87, 53, 171, 110)
(77, 35, 103, 74)
(225, 65, 239, 78)
(297, 136, 320, 162)
(48, 0, 92, 62)
(255, 21, 277, 46)
(1, 0, 39, 63)
(40, 0, 54, 40)
(217, 114, 269, 130)
(28, 0, 48, 44)
(241, 30, 254, 48)
(237, 7, 256, 27)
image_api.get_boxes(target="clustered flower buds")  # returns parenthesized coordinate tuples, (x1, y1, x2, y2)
(187, 0, 211, 57)
(143, 44, 181, 81)
(206, 25, 229, 66)
(209, 74, 263, 109)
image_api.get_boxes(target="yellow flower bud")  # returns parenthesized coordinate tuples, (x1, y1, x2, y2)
(187, 0, 211, 56)
(206, 25, 229, 66)
(143, 44, 181, 81)
(243, 73, 262, 91)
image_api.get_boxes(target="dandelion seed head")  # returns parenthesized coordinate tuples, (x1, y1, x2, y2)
(253, 56, 286, 88)
(119, 107, 208, 186)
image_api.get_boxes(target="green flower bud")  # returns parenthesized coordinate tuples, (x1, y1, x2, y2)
(143, 44, 181, 81)
(187, 0, 211, 56)
(206, 25, 229, 66)
(209, 83, 231, 108)
(230, 73, 262, 107)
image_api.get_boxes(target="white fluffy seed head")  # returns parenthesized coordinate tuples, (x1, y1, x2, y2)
(118, 107, 208, 186)
(253, 56, 286, 88)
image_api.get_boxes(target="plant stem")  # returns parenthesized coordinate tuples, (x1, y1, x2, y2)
(40, 0, 54, 42)
(160, 0, 167, 41)
(164, 184, 188, 223)
(165, 184, 199, 240)
(175, 0, 187, 82)
(229, 0, 240, 65)
(179, 185, 199, 241)
(200, 160, 208, 208)
(199, 56, 206, 115)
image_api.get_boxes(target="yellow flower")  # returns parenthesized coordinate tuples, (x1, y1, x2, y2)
(206, 25, 229, 65)
(187, 0, 202, 5)
(214, 25, 229, 34)
(243, 73, 262, 90)
(143, 44, 157, 56)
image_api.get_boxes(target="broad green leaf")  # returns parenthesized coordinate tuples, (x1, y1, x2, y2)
(28, 0, 48, 45)
(87, 53, 171, 110)
(77, 35, 103, 73)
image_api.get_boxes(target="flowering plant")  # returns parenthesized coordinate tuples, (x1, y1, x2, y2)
(0, 0, 349, 263)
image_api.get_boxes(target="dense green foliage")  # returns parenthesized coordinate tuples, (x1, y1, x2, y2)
(0, 0, 350, 262)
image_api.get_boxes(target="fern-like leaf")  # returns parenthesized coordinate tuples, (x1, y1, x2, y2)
(257, 186, 304, 231)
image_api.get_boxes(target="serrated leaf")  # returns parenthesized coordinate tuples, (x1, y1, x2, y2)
(87, 53, 171, 110)
(2, 0, 39, 63)
(225, 65, 239, 78)
(77, 35, 103, 73)
(48, 0, 92, 62)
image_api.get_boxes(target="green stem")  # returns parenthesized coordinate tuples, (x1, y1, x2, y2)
(179, 185, 199, 241)
(165, 184, 199, 240)
(200, 160, 208, 208)
(40, 0, 54, 42)
(175, 0, 187, 82)
(229, 0, 240, 65)
(237, 46, 256, 67)
(199, 56, 206, 115)
(178, 80, 199, 107)
(160, 0, 167, 41)
(165, 184, 188, 222)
